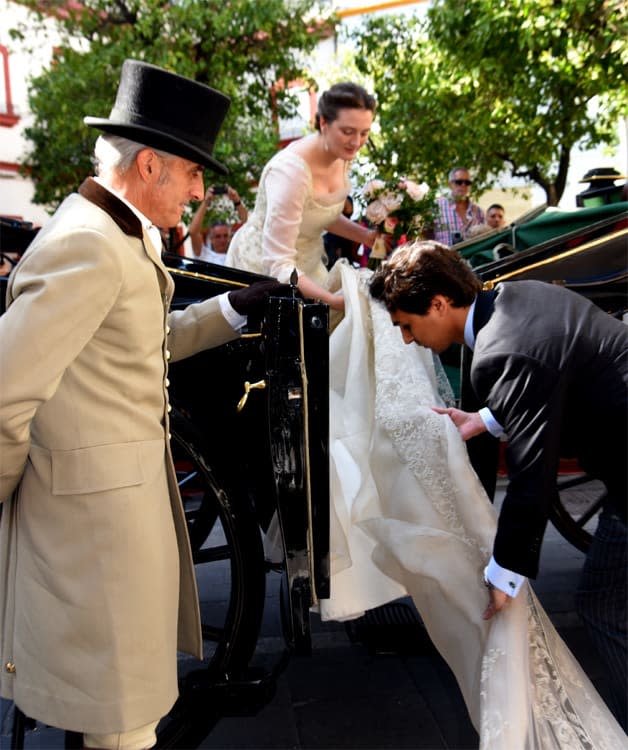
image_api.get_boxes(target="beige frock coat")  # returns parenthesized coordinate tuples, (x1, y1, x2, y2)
(0, 179, 239, 733)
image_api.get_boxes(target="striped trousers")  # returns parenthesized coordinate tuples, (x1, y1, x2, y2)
(575, 509, 627, 732)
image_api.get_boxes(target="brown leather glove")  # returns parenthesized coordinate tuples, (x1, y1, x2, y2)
(228, 280, 292, 316)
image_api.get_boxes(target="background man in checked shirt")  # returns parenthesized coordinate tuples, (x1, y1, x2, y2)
(433, 166, 485, 246)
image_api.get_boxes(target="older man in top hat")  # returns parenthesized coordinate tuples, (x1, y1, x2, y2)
(0, 60, 280, 749)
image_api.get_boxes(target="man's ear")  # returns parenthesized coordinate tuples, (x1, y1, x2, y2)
(430, 294, 450, 314)
(136, 148, 157, 182)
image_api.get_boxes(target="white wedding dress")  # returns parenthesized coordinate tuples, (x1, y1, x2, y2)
(225, 146, 626, 749)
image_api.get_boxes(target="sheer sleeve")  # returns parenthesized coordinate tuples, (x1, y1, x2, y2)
(260, 155, 310, 283)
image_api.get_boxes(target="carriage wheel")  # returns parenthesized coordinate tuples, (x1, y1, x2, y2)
(169, 409, 266, 673)
(549, 473, 604, 553)
(153, 410, 267, 747)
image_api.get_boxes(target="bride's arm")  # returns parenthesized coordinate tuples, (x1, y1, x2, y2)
(297, 273, 344, 311)
(262, 159, 344, 311)
(260, 160, 306, 281)
(326, 214, 377, 248)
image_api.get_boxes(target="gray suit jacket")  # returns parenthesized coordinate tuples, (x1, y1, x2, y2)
(471, 281, 627, 577)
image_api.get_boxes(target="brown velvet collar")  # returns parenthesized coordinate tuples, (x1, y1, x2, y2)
(78, 177, 144, 240)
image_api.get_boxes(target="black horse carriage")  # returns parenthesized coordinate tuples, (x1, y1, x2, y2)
(1, 198, 627, 747)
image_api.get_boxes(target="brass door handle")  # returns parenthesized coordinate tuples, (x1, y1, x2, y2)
(237, 379, 267, 412)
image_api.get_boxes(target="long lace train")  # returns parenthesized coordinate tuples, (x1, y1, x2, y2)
(321, 261, 626, 749)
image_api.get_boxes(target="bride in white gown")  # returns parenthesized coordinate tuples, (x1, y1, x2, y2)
(225, 83, 626, 748)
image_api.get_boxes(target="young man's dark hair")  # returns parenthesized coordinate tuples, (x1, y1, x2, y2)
(369, 240, 482, 314)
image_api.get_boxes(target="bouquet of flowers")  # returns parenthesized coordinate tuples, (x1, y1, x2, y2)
(362, 178, 437, 264)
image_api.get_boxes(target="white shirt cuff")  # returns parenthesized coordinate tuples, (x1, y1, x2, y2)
(484, 558, 526, 597)
(479, 407, 506, 438)
(219, 292, 247, 331)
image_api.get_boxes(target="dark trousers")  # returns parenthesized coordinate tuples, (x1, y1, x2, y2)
(575, 509, 627, 731)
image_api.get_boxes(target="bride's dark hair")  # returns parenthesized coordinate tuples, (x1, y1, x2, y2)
(370, 241, 482, 314)
(315, 83, 376, 131)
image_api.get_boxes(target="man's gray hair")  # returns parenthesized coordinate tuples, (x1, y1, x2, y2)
(94, 134, 173, 180)
(448, 166, 469, 181)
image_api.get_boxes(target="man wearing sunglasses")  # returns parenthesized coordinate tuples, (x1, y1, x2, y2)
(434, 167, 485, 246)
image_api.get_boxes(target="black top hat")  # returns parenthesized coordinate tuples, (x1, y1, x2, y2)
(84, 60, 230, 175)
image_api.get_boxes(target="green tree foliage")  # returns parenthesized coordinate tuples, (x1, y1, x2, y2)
(351, 0, 628, 205)
(11, 0, 335, 211)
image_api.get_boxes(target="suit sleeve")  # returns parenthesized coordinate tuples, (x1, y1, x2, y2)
(472, 352, 563, 578)
(0, 229, 122, 501)
(167, 295, 240, 362)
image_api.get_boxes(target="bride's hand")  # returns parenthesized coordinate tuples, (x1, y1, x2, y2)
(363, 228, 378, 248)
(432, 407, 487, 441)
(364, 228, 392, 251)
(365, 228, 393, 253)
(482, 588, 510, 620)
(329, 292, 345, 313)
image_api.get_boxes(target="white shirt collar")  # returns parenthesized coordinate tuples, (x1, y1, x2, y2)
(464, 297, 477, 350)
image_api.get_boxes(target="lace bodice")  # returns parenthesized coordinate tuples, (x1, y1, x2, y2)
(225, 146, 349, 284)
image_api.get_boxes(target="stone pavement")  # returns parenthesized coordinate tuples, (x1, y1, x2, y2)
(198, 478, 613, 750)
(1, 479, 614, 750)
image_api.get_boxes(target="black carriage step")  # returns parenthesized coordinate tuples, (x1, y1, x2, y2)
(182, 650, 290, 717)
(344, 600, 437, 656)
(156, 656, 290, 749)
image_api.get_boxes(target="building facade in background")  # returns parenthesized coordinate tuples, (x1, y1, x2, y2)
(0, 0, 64, 227)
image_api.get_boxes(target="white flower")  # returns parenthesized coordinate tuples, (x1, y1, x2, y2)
(363, 179, 386, 199)
(365, 198, 389, 224)
(380, 191, 402, 213)
(402, 179, 429, 202)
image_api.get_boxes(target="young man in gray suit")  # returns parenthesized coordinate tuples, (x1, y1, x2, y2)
(0, 60, 280, 749)
(370, 240, 627, 730)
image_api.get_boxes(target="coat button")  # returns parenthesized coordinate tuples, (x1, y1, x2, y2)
(167, 404, 172, 413)
(166, 325, 171, 335)
(165, 378, 170, 387)
(5, 662, 15, 673)
(165, 350, 171, 361)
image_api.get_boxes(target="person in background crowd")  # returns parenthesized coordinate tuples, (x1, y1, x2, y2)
(0, 251, 20, 276)
(485, 203, 506, 230)
(193, 220, 232, 265)
(433, 167, 485, 246)
(189, 184, 248, 263)
(323, 195, 360, 268)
